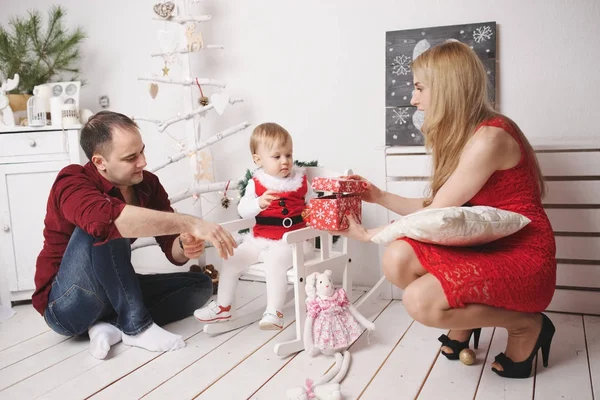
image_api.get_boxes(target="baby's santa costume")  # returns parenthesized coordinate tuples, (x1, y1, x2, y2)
(194, 166, 313, 329)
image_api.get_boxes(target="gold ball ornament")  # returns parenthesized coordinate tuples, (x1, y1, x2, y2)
(459, 348, 476, 365)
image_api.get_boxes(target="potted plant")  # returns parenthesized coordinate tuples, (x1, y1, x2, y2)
(0, 6, 86, 111)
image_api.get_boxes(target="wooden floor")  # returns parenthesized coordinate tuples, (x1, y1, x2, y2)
(0, 281, 598, 400)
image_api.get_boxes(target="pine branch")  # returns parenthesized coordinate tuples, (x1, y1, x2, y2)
(0, 6, 86, 93)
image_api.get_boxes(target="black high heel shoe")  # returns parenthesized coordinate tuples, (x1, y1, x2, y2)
(492, 313, 555, 379)
(438, 328, 482, 360)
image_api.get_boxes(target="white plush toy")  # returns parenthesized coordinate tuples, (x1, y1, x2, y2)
(304, 270, 375, 356)
(286, 270, 375, 400)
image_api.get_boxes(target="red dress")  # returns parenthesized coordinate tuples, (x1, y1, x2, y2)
(401, 116, 556, 312)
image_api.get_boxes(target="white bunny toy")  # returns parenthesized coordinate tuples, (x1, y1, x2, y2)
(304, 270, 375, 356)
(286, 270, 375, 400)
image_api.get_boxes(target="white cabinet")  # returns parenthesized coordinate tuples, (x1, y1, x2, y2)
(0, 126, 83, 304)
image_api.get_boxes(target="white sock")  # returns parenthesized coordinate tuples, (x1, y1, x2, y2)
(88, 322, 122, 360)
(122, 323, 186, 352)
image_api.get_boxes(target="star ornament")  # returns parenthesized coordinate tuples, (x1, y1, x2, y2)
(162, 64, 170, 76)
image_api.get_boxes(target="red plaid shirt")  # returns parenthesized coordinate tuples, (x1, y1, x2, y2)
(32, 162, 184, 315)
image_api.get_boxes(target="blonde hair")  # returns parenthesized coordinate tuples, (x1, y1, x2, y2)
(412, 41, 546, 206)
(249, 122, 292, 154)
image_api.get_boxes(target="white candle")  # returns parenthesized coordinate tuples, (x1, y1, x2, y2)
(50, 97, 63, 127)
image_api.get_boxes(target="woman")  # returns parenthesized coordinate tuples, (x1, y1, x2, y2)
(341, 41, 556, 378)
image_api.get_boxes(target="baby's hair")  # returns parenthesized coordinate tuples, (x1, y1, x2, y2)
(250, 122, 292, 155)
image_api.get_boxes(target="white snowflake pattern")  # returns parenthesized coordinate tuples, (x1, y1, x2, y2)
(316, 210, 325, 219)
(392, 108, 410, 125)
(392, 55, 411, 76)
(473, 26, 493, 43)
(325, 218, 332, 225)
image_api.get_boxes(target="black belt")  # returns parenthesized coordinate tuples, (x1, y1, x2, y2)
(255, 215, 304, 228)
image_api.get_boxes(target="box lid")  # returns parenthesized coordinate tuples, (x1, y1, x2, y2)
(311, 177, 367, 194)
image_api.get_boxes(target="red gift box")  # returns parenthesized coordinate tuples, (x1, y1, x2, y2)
(308, 177, 364, 231)
(311, 177, 367, 194)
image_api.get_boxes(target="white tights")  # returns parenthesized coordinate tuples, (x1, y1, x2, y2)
(217, 239, 294, 314)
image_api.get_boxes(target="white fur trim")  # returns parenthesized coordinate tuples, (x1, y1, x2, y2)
(253, 166, 305, 192)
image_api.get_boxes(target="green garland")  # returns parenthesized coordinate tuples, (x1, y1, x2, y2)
(235, 160, 339, 246)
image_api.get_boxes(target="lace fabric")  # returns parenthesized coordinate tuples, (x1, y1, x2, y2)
(401, 116, 556, 312)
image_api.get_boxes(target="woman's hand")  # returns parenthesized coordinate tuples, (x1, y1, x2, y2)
(330, 213, 372, 242)
(344, 174, 384, 204)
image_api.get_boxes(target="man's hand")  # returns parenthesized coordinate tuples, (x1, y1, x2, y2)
(191, 220, 237, 259)
(179, 233, 206, 259)
(259, 190, 279, 209)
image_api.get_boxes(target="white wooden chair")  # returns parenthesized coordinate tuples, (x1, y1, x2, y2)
(203, 167, 354, 357)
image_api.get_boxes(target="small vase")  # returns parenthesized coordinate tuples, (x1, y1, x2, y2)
(7, 94, 32, 112)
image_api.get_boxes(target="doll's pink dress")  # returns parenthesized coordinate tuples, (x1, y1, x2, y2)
(307, 288, 362, 352)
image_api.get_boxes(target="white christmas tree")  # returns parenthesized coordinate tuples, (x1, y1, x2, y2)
(130, 0, 249, 266)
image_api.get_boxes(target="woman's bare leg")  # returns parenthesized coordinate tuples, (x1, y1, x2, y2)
(382, 240, 480, 355)
(402, 274, 544, 371)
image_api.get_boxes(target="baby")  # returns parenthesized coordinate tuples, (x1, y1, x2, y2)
(194, 122, 313, 329)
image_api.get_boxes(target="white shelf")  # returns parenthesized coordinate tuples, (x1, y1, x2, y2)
(0, 124, 82, 134)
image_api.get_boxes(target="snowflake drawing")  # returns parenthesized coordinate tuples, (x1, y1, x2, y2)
(473, 26, 493, 43)
(392, 55, 411, 76)
(392, 108, 410, 125)
(316, 210, 325, 219)
(325, 218, 332, 225)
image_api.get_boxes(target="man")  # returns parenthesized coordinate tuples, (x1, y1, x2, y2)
(33, 111, 237, 359)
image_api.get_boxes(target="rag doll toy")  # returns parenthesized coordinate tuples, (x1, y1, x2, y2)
(286, 270, 375, 399)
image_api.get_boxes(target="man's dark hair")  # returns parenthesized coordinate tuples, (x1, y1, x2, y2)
(80, 111, 139, 160)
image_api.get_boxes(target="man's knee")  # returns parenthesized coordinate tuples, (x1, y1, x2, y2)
(187, 271, 213, 290)
(382, 241, 418, 289)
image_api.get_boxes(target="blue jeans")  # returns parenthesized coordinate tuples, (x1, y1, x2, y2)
(44, 227, 212, 336)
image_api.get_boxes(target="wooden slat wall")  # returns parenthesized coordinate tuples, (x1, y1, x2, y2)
(385, 143, 600, 315)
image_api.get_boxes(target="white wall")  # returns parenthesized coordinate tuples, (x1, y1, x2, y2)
(3, 0, 600, 286)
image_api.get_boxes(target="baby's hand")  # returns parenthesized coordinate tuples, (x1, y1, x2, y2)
(259, 190, 279, 209)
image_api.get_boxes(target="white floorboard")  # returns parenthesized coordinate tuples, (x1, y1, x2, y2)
(0, 329, 69, 370)
(338, 301, 411, 399)
(359, 322, 444, 400)
(0, 295, 597, 400)
(584, 315, 600, 400)
(475, 328, 535, 400)
(418, 327, 494, 400)
(38, 281, 264, 400)
(0, 304, 49, 351)
(89, 286, 266, 400)
(250, 294, 390, 400)
(145, 300, 299, 399)
(534, 313, 593, 400)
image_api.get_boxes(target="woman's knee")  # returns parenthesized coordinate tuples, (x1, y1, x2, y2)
(402, 283, 436, 326)
(403, 275, 448, 326)
(382, 241, 421, 289)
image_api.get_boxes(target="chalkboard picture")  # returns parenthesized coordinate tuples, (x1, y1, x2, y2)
(386, 21, 497, 146)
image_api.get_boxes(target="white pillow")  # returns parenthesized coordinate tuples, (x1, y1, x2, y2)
(371, 206, 531, 246)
